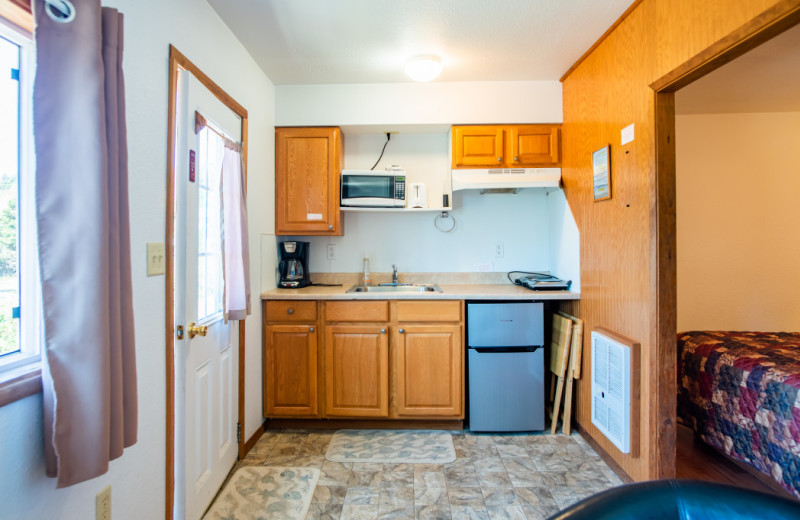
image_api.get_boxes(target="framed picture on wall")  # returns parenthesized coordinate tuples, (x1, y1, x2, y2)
(593, 145, 611, 201)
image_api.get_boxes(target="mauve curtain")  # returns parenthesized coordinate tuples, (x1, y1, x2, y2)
(34, 0, 137, 488)
(220, 141, 251, 321)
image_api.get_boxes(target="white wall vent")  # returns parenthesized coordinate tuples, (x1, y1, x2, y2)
(591, 328, 639, 456)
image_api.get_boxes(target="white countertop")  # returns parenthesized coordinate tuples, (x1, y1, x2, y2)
(260, 283, 579, 301)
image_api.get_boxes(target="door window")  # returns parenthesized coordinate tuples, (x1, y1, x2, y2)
(196, 125, 225, 323)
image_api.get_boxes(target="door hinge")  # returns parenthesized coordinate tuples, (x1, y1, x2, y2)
(176, 325, 184, 340)
(236, 422, 242, 444)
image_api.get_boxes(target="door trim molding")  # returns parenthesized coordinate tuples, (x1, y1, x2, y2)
(165, 45, 249, 520)
(651, 1, 800, 479)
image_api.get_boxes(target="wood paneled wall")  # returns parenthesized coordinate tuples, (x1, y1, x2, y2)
(561, 0, 795, 481)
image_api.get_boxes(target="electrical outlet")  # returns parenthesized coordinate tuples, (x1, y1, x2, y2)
(146, 242, 166, 276)
(326, 244, 336, 260)
(495, 243, 504, 258)
(96, 485, 111, 520)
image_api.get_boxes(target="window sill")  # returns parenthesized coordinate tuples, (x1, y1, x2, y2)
(0, 362, 42, 407)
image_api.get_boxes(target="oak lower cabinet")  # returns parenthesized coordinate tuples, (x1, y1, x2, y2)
(392, 301, 463, 418)
(324, 325, 389, 417)
(324, 301, 390, 418)
(263, 299, 464, 422)
(263, 301, 319, 417)
(393, 324, 462, 417)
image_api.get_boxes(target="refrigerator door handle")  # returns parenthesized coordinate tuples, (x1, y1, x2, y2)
(471, 346, 541, 354)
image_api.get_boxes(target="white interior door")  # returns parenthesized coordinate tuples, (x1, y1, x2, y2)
(174, 69, 242, 520)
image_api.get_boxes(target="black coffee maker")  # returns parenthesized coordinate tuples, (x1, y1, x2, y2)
(278, 241, 310, 288)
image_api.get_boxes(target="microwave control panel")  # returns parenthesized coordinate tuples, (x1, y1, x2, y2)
(394, 177, 405, 199)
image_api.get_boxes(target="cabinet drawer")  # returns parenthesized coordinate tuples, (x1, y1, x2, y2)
(326, 301, 389, 322)
(265, 301, 317, 322)
(396, 301, 462, 322)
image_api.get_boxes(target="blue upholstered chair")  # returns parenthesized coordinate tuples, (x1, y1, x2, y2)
(548, 479, 800, 520)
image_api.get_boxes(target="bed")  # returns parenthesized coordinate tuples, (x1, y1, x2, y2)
(677, 330, 800, 498)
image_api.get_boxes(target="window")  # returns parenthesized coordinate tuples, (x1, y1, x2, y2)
(196, 125, 225, 323)
(0, 17, 40, 377)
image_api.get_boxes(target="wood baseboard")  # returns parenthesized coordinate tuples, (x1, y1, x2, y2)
(242, 420, 267, 456)
(574, 421, 634, 483)
(265, 419, 464, 431)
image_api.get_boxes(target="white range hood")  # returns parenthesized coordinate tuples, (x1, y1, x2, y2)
(451, 168, 561, 191)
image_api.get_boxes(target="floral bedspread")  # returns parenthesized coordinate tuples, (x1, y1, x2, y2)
(677, 330, 800, 497)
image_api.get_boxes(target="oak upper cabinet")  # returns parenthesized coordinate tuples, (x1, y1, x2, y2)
(263, 301, 319, 417)
(452, 125, 505, 167)
(324, 301, 390, 418)
(275, 127, 343, 236)
(509, 125, 560, 166)
(452, 124, 561, 168)
(392, 301, 464, 418)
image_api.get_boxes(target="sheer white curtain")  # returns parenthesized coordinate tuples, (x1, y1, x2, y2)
(220, 140, 250, 321)
(33, 0, 136, 487)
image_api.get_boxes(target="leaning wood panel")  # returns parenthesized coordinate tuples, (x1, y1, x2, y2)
(560, 0, 793, 481)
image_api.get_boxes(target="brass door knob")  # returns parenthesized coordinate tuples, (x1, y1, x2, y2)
(188, 322, 208, 339)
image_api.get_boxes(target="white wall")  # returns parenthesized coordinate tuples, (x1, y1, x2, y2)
(276, 81, 563, 127)
(0, 1, 275, 519)
(300, 189, 552, 275)
(546, 189, 581, 292)
(676, 112, 800, 331)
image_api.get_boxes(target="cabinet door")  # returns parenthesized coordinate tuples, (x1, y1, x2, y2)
(452, 125, 505, 168)
(325, 325, 389, 417)
(275, 127, 342, 235)
(393, 324, 463, 418)
(509, 125, 560, 166)
(264, 324, 319, 417)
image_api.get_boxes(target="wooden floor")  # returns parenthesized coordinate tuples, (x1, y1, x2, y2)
(675, 424, 794, 499)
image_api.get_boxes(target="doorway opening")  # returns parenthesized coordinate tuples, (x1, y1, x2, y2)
(652, 5, 800, 496)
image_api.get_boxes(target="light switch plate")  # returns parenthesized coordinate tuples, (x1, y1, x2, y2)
(147, 242, 166, 276)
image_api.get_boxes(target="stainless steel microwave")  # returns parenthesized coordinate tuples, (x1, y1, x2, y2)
(341, 170, 406, 208)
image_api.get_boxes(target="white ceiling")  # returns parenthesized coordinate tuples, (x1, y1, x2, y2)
(207, 0, 635, 85)
(676, 23, 800, 114)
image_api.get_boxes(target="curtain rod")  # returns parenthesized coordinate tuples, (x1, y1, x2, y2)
(44, 0, 75, 23)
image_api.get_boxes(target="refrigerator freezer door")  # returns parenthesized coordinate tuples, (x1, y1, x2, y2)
(468, 347, 545, 432)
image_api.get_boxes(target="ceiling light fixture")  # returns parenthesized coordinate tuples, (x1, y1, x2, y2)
(405, 55, 442, 82)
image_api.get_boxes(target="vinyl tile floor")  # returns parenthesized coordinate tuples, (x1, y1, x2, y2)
(234, 429, 624, 520)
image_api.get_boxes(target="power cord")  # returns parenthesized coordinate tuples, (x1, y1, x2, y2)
(370, 132, 391, 170)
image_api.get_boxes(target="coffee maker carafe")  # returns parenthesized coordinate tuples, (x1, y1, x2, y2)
(278, 241, 310, 288)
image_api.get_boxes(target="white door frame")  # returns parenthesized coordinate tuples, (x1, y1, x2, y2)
(165, 45, 249, 520)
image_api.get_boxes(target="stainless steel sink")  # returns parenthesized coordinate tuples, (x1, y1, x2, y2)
(346, 284, 443, 293)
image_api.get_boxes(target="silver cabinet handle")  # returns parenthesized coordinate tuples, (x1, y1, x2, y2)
(380, 328, 386, 334)
(328, 224, 333, 230)
(497, 157, 502, 162)
(514, 156, 519, 161)
(287, 308, 294, 315)
(399, 328, 405, 334)
(309, 327, 315, 332)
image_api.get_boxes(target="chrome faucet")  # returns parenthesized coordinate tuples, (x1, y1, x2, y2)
(392, 264, 399, 284)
